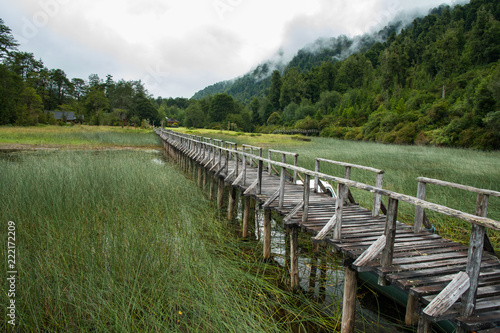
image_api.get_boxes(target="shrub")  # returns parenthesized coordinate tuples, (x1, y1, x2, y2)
(294, 116, 319, 130)
(394, 122, 418, 144)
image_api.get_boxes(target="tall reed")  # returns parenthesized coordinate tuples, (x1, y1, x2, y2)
(0, 150, 339, 331)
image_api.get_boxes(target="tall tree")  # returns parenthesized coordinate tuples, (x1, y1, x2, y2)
(279, 68, 305, 108)
(50, 69, 70, 106)
(0, 18, 18, 60)
(209, 93, 235, 123)
(268, 70, 282, 111)
(5, 52, 43, 80)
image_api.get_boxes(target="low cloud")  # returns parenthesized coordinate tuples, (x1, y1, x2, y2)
(1, 0, 470, 98)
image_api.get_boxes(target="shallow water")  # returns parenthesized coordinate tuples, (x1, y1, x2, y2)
(230, 195, 415, 333)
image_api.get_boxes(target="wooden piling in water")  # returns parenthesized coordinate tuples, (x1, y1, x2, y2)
(290, 227, 300, 291)
(341, 266, 357, 333)
(405, 294, 419, 325)
(217, 178, 224, 210)
(209, 175, 214, 201)
(228, 187, 237, 221)
(198, 164, 203, 188)
(263, 208, 272, 259)
(242, 195, 250, 238)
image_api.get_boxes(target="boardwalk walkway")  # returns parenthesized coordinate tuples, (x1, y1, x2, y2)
(156, 128, 500, 333)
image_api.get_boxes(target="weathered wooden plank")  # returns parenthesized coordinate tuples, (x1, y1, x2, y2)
(413, 275, 500, 298)
(462, 223, 487, 316)
(283, 201, 305, 225)
(243, 178, 259, 195)
(402, 269, 500, 290)
(389, 260, 500, 283)
(263, 189, 280, 208)
(423, 271, 470, 318)
(456, 310, 500, 331)
(353, 235, 386, 267)
(418, 177, 500, 197)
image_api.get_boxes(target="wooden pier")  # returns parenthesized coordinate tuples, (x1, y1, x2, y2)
(156, 128, 500, 333)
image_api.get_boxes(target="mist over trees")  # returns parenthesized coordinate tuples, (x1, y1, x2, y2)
(0, 18, 166, 127)
(1, 0, 500, 150)
(191, 0, 500, 150)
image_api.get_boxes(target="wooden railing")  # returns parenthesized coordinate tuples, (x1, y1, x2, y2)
(157, 129, 500, 324)
(315, 158, 384, 217)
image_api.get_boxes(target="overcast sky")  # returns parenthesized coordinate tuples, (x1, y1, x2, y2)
(1, 0, 468, 98)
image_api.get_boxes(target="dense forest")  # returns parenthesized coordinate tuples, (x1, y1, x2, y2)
(192, 0, 500, 150)
(0, 18, 188, 128)
(1, 0, 500, 149)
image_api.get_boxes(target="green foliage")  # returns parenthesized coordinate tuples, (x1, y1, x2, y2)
(295, 116, 319, 130)
(267, 111, 281, 125)
(188, 0, 500, 149)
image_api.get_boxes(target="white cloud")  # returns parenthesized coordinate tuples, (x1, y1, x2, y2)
(0, 0, 469, 98)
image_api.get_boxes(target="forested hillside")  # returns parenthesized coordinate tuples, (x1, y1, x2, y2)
(191, 0, 500, 150)
(1, 0, 499, 150)
(0, 18, 187, 127)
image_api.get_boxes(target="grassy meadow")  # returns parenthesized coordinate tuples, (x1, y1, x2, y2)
(176, 128, 500, 251)
(0, 149, 341, 332)
(1, 125, 498, 331)
(0, 125, 159, 148)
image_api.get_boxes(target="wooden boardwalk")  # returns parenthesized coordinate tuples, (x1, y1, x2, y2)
(156, 128, 500, 333)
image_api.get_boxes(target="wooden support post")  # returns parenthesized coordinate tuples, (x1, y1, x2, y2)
(228, 187, 237, 221)
(417, 316, 432, 333)
(341, 266, 357, 333)
(334, 183, 347, 240)
(209, 175, 214, 201)
(290, 227, 300, 292)
(308, 256, 318, 294)
(203, 168, 207, 189)
(250, 197, 256, 227)
(293, 154, 298, 184)
(268, 150, 272, 175)
(303, 174, 310, 222)
(197, 164, 202, 188)
(319, 256, 326, 302)
(217, 178, 225, 210)
(405, 294, 419, 325)
(461, 193, 489, 317)
(414, 180, 426, 233)
(314, 159, 320, 193)
(380, 197, 398, 286)
(234, 144, 238, 176)
(373, 173, 384, 216)
(263, 208, 272, 259)
(242, 153, 247, 186)
(279, 158, 286, 208)
(242, 196, 250, 238)
(337, 167, 351, 205)
(257, 160, 263, 195)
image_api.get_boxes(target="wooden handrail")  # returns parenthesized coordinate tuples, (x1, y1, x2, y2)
(417, 177, 500, 197)
(315, 158, 384, 216)
(158, 129, 500, 231)
(316, 157, 384, 174)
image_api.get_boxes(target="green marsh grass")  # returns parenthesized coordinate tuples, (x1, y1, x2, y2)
(0, 150, 340, 332)
(0, 125, 160, 148)
(173, 129, 500, 252)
